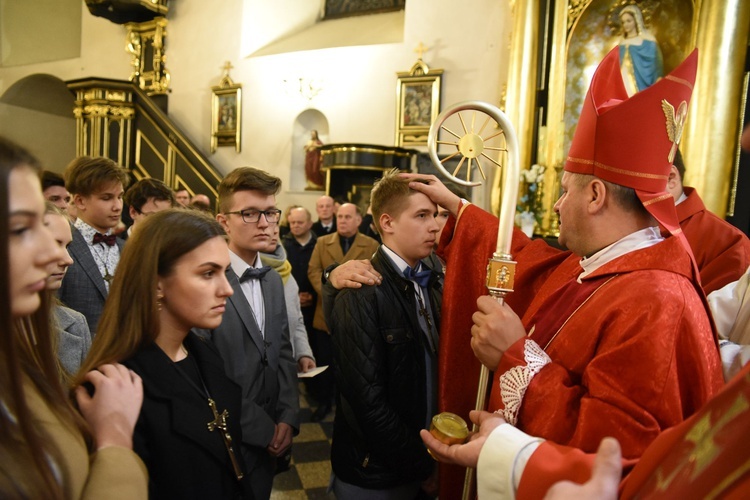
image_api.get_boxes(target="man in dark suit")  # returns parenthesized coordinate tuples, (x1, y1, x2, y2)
(210, 167, 299, 500)
(283, 207, 317, 340)
(307, 203, 379, 420)
(58, 156, 129, 335)
(311, 195, 336, 236)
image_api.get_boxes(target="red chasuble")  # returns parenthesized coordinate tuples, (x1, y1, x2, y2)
(516, 361, 750, 499)
(436, 204, 723, 499)
(674, 187, 750, 295)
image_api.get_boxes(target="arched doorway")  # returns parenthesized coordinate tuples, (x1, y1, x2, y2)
(0, 74, 76, 172)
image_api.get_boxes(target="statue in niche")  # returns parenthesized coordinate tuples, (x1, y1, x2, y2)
(304, 130, 325, 190)
(618, 4, 663, 96)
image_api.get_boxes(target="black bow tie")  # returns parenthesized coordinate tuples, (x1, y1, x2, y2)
(239, 266, 272, 283)
(404, 265, 431, 288)
(92, 233, 117, 246)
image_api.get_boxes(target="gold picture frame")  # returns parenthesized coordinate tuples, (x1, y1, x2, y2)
(211, 68, 241, 153)
(395, 59, 443, 147)
(498, 0, 750, 230)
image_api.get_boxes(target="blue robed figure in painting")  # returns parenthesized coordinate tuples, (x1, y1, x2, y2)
(618, 4, 663, 96)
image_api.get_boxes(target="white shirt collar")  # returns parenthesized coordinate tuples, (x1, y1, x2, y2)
(675, 191, 688, 205)
(381, 244, 418, 274)
(578, 226, 664, 282)
(229, 250, 261, 276)
(74, 218, 111, 245)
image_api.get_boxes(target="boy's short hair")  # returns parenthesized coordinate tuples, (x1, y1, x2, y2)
(64, 156, 130, 196)
(370, 168, 420, 233)
(40, 170, 65, 190)
(124, 178, 176, 212)
(218, 167, 281, 214)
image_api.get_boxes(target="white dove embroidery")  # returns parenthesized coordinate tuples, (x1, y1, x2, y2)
(662, 99, 688, 163)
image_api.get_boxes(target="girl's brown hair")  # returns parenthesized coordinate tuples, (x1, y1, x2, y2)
(0, 137, 86, 498)
(75, 209, 226, 379)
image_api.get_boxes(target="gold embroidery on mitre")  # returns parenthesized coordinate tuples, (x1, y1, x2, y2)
(642, 193, 674, 207)
(662, 100, 688, 163)
(665, 74, 694, 91)
(566, 157, 668, 180)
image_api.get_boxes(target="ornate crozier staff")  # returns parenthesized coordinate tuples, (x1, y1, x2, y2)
(427, 101, 520, 500)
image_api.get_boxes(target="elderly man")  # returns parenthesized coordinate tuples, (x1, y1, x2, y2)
(311, 195, 336, 236)
(307, 203, 379, 420)
(283, 207, 318, 339)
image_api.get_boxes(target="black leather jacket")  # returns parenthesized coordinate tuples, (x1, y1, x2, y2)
(325, 247, 443, 488)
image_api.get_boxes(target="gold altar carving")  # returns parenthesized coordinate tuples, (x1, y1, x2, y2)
(498, 0, 750, 233)
(125, 16, 170, 95)
(70, 84, 135, 164)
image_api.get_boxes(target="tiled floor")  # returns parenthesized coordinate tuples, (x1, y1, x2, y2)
(271, 384, 335, 499)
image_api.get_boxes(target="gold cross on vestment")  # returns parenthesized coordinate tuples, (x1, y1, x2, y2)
(207, 398, 245, 480)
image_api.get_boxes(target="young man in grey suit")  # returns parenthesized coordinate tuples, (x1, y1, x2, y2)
(58, 156, 129, 335)
(211, 167, 299, 499)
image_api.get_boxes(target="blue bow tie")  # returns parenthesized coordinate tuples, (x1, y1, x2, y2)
(404, 265, 431, 288)
(239, 266, 272, 283)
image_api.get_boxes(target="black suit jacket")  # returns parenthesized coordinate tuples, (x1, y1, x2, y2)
(57, 225, 125, 335)
(311, 219, 336, 237)
(124, 333, 251, 499)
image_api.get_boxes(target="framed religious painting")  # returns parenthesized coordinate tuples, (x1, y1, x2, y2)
(497, 0, 748, 235)
(395, 59, 443, 147)
(211, 67, 242, 153)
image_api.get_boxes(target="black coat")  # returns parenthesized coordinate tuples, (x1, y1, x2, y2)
(124, 333, 252, 499)
(327, 247, 443, 488)
(311, 219, 336, 237)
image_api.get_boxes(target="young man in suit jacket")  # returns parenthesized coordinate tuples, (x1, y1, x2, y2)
(211, 167, 299, 500)
(307, 203, 379, 420)
(58, 156, 129, 335)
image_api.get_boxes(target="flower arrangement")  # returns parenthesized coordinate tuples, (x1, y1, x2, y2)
(515, 163, 546, 236)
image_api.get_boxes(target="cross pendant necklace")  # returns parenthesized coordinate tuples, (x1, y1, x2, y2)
(171, 348, 245, 481)
(103, 267, 114, 285)
(92, 239, 115, 286)
(206, 398, 245, 480)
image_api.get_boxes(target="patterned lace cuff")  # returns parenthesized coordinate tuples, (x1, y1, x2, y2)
(498, 340, 551, 426)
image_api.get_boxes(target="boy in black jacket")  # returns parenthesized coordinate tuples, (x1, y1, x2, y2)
(328, 169, 442, 498)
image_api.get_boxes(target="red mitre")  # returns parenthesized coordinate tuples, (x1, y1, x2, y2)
(565, 47, 697, 237)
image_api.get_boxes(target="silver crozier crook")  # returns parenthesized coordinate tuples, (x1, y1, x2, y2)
(427, 101, 520, 500)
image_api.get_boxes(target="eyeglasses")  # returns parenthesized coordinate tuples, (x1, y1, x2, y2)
(224, 208, 282, 224)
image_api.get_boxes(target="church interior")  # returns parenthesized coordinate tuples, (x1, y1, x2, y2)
(1, 0, 750, 498)
(3, 0, 747, 236)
